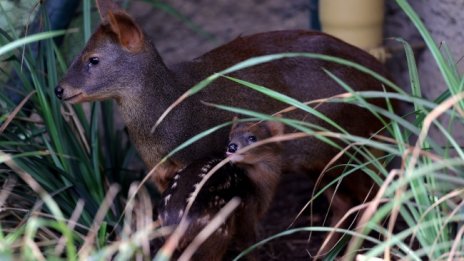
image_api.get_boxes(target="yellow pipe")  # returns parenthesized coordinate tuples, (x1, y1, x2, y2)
(320, 0, 385, 58)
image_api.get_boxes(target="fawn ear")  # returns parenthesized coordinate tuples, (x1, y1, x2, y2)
(231, 116, 240, 130)
(108, 11, 144, 52)
(96, 0, 120, 21)
(266, 114, 284, 136)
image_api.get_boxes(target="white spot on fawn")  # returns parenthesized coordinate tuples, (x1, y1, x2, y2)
(186, 194, 193, 204)
(207, 160, 215, 165)
(213, 195, 226, 207)
(178, 209, 184, 218)
(217, 224, 228, 236)
(186, 182, 202, 205)
(164, 194, 171, 206)
(219, 225, 229, 236)
(217, 177, 231, 190)
(171, 182, 177, 189)
(174, 174, 180, 180)
(186, 190, 196, 205)
(197, 214, 211, 225)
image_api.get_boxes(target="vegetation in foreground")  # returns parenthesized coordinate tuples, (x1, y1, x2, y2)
(1, 0, 463, 260)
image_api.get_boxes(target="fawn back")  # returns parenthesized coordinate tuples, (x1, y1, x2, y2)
(56, 0, 390, 193)
(158, 120, 283, 261)
(158, 158, 250, 261)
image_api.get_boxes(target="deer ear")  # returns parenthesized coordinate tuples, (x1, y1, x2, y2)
(266, 114, 284, 136)
(96, 0, 120, 21)
(108, 11, 144, 52)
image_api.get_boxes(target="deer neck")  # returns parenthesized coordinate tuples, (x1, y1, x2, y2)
(116, 47, 184, 168)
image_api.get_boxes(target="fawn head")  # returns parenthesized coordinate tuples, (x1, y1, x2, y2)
(226, 116, 284, 165)
(55, 0, 151, 103)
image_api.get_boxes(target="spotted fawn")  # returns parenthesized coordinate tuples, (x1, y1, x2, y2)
(157, 119, 284, 260)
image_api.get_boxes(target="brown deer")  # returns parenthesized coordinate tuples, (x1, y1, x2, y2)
(158, 119, 283, 261)
(56, 0, 391, 255)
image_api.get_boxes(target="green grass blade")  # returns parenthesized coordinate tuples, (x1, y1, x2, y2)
(0, 30, 68, 56)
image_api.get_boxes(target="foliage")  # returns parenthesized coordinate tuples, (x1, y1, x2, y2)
(0, 0, 143, 259)
(0, 0, 463, 260)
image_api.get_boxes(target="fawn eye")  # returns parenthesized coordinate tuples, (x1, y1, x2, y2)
(88, 57, 99, 66)
(247, 135, 257, 143)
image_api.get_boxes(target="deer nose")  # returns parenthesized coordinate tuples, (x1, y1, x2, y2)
(55, 85, 64, 99)
(227, 143, 238, 153)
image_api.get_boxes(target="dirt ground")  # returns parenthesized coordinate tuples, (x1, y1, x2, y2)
(254, 172, 327, 260)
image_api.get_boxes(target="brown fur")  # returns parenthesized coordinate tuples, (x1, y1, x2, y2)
(56, 0, 392, 256)
(57, 1, 388, 180)
(157, 120, 283, 260)
(227, 119, 284, 217)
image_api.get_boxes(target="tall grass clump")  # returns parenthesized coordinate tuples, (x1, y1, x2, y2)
(0, 1, 148, 259)
(1, 0, 463, 260)
(339, 1, 464, 260)
(0, 0, 215, 258)
(350, 1, 464, 259)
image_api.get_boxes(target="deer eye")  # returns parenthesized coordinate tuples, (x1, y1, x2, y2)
(247, 135, 257, 143)
(88, 57, 99, 66)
